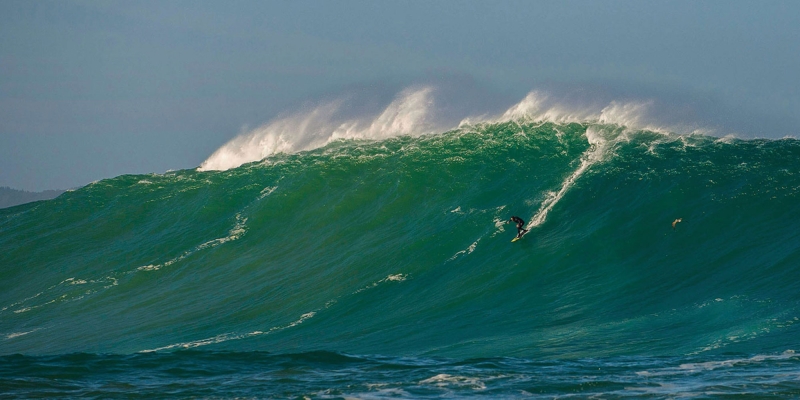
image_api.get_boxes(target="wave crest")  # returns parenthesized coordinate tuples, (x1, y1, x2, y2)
(199, 87, 436, 171)
(199, 86, 709, 172)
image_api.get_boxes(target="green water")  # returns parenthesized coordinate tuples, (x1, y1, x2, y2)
(3, 121, 799, 361)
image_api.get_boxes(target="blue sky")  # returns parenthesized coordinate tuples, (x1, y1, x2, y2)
(2, 0, 799, 191)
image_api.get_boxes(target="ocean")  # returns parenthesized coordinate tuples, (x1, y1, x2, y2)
(2, 91, 800, 398)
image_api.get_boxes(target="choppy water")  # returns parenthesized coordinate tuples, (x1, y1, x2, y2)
(3, 351, 800, 398)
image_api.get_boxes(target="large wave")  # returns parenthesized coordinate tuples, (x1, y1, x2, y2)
(2, 102, 799, 359)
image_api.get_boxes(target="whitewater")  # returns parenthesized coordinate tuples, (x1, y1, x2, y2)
(2, 87, 800, 398)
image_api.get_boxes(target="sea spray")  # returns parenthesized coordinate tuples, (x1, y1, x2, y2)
(199, 87, 699, 172)
(199, 87, 438, 171)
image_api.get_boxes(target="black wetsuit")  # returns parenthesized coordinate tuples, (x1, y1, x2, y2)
(510, 216, 528, 238)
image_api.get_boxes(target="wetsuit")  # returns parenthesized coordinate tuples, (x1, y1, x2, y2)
(509, 216, 528, 238)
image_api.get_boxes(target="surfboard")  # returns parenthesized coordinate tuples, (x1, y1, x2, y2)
(511, 229, 529, 242)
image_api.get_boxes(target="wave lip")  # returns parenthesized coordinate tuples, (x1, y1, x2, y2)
(199, 87, 712, 172)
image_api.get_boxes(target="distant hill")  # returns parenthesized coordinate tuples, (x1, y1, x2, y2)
(0, 187, 65, 209)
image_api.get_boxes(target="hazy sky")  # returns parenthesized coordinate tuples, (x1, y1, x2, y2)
(2, 0, 799, 191)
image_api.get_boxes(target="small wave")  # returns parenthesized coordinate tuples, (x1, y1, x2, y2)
(419, 373, 487, 390)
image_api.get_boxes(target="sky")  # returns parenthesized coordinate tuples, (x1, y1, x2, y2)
(1, 0, 799, 191)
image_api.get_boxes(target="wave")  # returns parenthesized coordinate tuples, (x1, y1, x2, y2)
(2, 113, 800, 359)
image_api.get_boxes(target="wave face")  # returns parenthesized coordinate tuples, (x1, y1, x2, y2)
(2, 120, 800, 362)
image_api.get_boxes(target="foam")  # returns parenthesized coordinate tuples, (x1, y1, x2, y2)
(526, 126, 612, 229)
(635, 350, 799, 378)
(136, 213, 247, 272)
(384, 274, 407, 282)
(2, 276, 118, 315)
(142, 311, 317, 352)
(5, 329, 38, 340)
(353, 274, 409, 294)
(448, 239, 480, 261)
(2, 212, 248, 318)
(507, 94, 687, 229)
(257, 186, 278, 200)
(142, 273, 408, 352)
(419, 373, 487, 390)
(353, 387, 412, 398)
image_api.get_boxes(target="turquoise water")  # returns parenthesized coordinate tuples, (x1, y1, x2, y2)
(2, 120, 800, 397)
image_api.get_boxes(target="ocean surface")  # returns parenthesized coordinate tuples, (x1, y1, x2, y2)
(2, 96, 800, 397)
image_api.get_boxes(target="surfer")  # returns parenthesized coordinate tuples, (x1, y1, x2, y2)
(509, 216, 528, 239)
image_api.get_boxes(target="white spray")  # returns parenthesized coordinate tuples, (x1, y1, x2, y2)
(199, 87, 436, 171)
